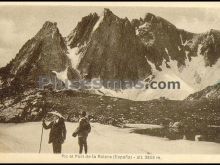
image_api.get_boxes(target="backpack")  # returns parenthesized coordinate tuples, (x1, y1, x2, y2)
(87, 122, 91, 133)
(80, 117, 91, 133)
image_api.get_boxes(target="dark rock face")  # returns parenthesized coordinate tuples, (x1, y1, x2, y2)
(135, 13, 220, 69)
(185, 29, 220, 66)
(0, 21, 79, 89)
(134, 13, 194, 68)
(67, 9, 220, 88)
(0, 89, 45, 123)
(186, 83, 220, 100)
(1, 8, 220, 97)
(1, 8, 220, 125)
(67, 13, 99, 48)
(67, 9, 152, 88)
(202, 30, 220, 66)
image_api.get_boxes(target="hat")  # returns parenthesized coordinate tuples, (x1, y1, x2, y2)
(48, 111, 64, 119)
(81, 111, 86, 117)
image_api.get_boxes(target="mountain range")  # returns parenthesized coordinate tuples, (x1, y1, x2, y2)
(0, 8, 220, 101)
(0, 8, 219, 131)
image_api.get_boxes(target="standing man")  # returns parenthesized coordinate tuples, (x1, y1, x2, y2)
(42, 112, 66, 154)
(72, 111, 91, 154)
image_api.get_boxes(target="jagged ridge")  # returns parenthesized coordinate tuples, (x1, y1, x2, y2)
(67, 9, 220, 83)
(0, 21, 79, 90)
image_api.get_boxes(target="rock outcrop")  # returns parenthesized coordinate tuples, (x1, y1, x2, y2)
(0, 21, 79, 91)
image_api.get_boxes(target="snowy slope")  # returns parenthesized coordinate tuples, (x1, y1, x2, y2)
(0, 122, 219, 154)
(90, 50, 220, 101)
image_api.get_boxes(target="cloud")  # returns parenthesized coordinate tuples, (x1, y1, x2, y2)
(0, 48, 17, 67)
(0, 17, 38, 67)
(175, 8, 220, 33)
(1, 6, 220, 68)
(0, 18, 16, 48)
(0, 19, 18, 67)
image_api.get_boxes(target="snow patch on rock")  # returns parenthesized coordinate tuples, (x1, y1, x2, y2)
(92, 13, 104, 32)
(14, 58, 28, 74)
(180, 34, 188, 46)
(135, 28, 139, 35)
(95, 46, 220, 101)
(52, 68, 68, 83)
(67, 46, 82, 69)
(165, 48, 169, 55)
(0, 80, 3, 89)
(139, 22, 147, 28)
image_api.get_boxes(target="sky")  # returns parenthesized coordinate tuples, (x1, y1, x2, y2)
(1, 4, 220, 67)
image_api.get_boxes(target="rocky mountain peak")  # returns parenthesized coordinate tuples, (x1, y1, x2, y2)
(0, 21, 78, 90)
(143, 13, 156, 22)
(1, 9, 220, 101)
(141, 12, 176, 30)
(102, 8, 123, 22)
(67, 8, 129, 49)
(103, 8, 114, 17)
(67, 13, 99, 48)
(208, 29, 220, 35)
(66, 9, 151, 87)
(35, 21, 59, 40)
(42, 21, 57, 29)
(186, 83, 220, 100)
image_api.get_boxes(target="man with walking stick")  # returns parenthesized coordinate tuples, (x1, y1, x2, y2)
(41, 111, 67, 153)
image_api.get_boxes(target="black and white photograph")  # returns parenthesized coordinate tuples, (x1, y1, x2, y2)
(0, 1, 219, 163)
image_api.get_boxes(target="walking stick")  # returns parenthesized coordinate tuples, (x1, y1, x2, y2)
(38, 124, 44, 153)
(38, 105, 55, 153)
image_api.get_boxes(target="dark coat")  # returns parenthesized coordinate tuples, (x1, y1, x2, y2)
(43, 118, 66, 144)
(73, 117, 91, 137)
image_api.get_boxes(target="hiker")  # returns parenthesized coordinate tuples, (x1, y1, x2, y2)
(72, 111, 91, 154)
(42, 112, 66, 154)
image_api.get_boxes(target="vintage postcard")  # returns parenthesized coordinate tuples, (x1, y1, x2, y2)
(0, 1, 220, 163)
